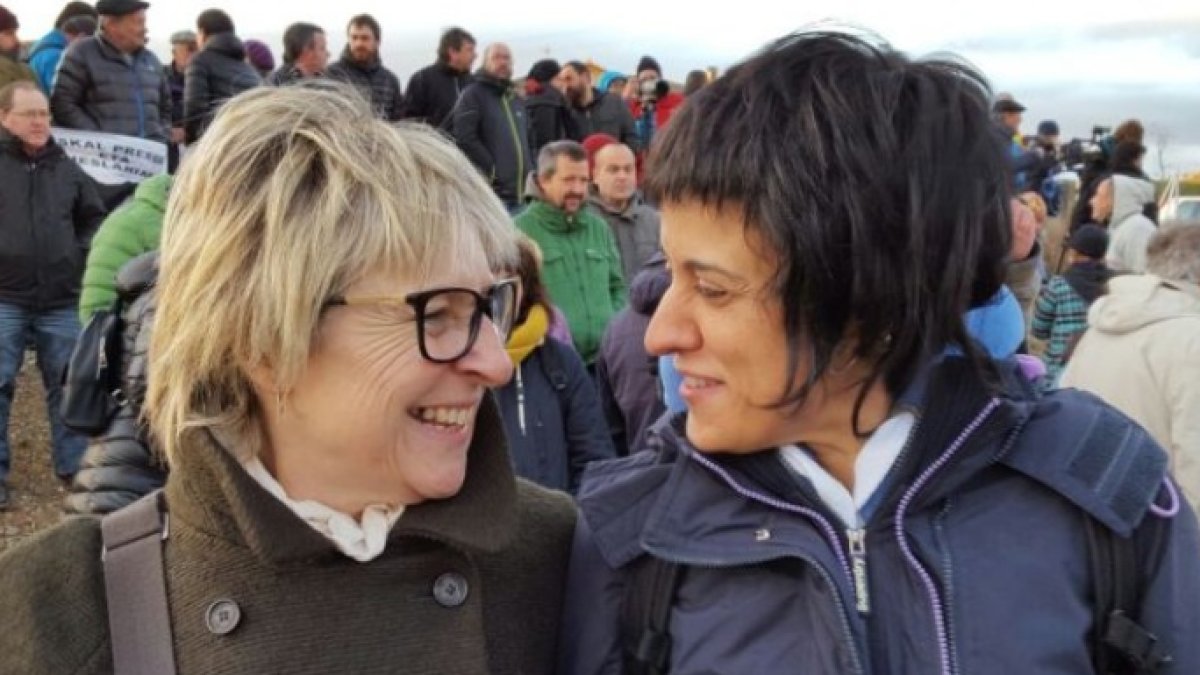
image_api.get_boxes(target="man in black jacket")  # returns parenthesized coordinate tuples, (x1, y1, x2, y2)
(0, 82, 106, 509)
(560, 61, 638, 151)
(50, 0, 171, 143)
(449, 43, 533, 212)
(326, 14, 404, 121)
(183, 9, 260, 144)
(266, 22, 328, 86)
(404, 26, 474, 128)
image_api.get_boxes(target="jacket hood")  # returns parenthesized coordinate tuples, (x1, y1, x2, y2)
(206, 32, 246, 60)
(628, 252, 669, 315)
(29, 29, 67, 57)
(1111, 174, 1155, 227)
(1087, 274, 1200, 335)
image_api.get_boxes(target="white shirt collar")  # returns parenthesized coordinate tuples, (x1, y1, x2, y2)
(242, 457, 405, 563)
(779, 412, 916, 528)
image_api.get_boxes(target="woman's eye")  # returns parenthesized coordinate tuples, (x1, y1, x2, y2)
(695, 285, 727, 300)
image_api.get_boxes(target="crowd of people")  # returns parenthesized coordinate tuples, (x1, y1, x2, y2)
(0, 2, 1198, 674)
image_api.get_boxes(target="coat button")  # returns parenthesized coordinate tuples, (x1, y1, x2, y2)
(205, 599, 242, 635)
(433, 572, 469, 608)
(754, 528, 772, 542)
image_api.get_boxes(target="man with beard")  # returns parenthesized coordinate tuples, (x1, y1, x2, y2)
(326, 14, 404, 121)
(404, 26, 474, 128)
(560, 61, 638, 151)
(449, 42, 532, 211)
(0, 6, 36, 91)
(516, 141, 626, 366)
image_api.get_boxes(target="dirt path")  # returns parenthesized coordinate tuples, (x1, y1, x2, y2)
(1, 354, 74, 553)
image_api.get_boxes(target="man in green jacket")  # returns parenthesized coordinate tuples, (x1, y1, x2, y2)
(516, 140, 626, 365)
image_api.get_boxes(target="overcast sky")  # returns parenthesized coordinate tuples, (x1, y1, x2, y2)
(14, 0, 1200, 172)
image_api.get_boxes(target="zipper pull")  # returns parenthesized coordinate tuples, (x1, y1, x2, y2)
(847, 528, 871, 615)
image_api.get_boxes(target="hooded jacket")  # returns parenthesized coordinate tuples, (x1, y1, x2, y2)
(560, 357, 1200, 675)
(1106, 174, 1157, 273)
(0, 134, 107, 310)
(404, 62, 472, 129)
(450, 72, 533, 207)
(50, 34, 172, 142)
(1061, 275, 1200, 515)
(26, 29, 66, 93)
(182, 33, 261, 143)
(515, 189, 626, 364)
(326, 49, 405, 121)
(494, 334, 616, 494)
(595, 253, 669, 456)
(586, 193, 660, 283)
(78, 174, 169, 321)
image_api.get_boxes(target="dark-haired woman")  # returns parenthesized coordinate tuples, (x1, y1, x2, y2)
(558, 31, 1199, 675)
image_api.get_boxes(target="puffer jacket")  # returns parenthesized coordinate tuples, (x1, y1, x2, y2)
(27, 29, 67, 93)
(78, 173, 168, 321)
(66, 252, 165, 515)
(524, 83, 579, 154)
(50, 34, 171, 142)
(326, 50, 405, 121)
(0, 134, 107, 310)
(182, 33, 261, 143)
(559, 357, 1200, 675)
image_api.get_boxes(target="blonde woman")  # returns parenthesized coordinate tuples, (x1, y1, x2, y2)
(0, 82, 575, 674)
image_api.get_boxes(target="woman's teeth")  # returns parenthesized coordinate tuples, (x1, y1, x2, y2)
(416, 407, 471, 428)
(684, 377, 719, 390)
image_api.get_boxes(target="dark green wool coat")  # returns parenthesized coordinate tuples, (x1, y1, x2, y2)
(0, 403, 577, 674)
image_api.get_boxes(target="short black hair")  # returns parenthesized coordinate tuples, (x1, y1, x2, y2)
(566, 61, 589, 76)
(61, 15, 96, 38)
(282, 22, 323, 64)
(196, 9, 234, 37)
(437, 27, 475, 63)
(645, 31, 1011, 421)
(54, 1, 96, 30)
(348, 13, 380, 41)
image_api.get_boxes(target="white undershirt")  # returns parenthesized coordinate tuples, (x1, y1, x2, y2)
(779, 412, 916, 528)
(242, 458, 405, 563)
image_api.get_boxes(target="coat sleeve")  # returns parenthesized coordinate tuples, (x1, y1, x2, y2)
(388, 73, 406, 122)
(616, 101, 640, 152)
(72, 171, 107, 249)
(450, 89, 495, 176)
(1134, 484, 1200, 674)
(556, 342, 618, 493)
(158, 66, 173, 134)
(594, 341, 630, 457)
(605, 228, 628, 311)
(182, 59, 209, 144)
(50, 44, 100, 131)
(403, 70, 428, 121)
(1162, 338, 1200, 514)
(1030, 282, 1056, 341)
(557, 516, 627, 675)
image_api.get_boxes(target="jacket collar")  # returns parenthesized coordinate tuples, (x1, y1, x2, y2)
(165, 398, 519, 567)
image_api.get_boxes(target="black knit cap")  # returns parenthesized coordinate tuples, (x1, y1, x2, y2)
(636, 55, 662, 76)
(527, 59, 562, 84)
(1069, 224, 1110, 260)
(0, 5, 18, 33)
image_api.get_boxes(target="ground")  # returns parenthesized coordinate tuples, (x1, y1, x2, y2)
(1, 354, 73, 554)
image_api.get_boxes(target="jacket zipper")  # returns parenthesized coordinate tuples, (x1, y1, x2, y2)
(893, 398, 1000, 675)
(516, 365, 526, 435)
(501, 93, 525, 199)
(846, 527, 870, 614)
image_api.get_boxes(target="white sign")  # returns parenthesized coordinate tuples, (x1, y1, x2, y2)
(51, 127, 167, 185)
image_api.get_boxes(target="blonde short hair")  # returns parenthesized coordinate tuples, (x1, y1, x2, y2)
(146, 82, 518, 462)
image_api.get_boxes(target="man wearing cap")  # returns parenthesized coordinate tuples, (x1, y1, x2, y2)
(0, 5, 36, 91)
(992, 95, 1039, 192)
(163, 29, 195, 170)
(51, 0, 171, 146)
(559, 61, 638, 152)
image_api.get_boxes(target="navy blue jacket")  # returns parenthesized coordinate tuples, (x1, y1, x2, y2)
(494, 337, 616, 494)
(559, 358, 1200, 674)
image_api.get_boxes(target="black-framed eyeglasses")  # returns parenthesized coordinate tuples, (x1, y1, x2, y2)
(326, 278, 519, 364)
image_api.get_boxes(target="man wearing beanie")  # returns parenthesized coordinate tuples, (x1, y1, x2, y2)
(628, 55, 685, 148)
(524, 58, 578, 154)
(0, 6, 36, 91)
(1031, 224, 1112, 389)
(51, 0, 172, 145)
(243, 39, 274, 78)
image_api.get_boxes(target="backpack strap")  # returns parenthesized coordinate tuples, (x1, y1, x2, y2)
(621, 556, 686, 675)
(101, 490, 176, 675)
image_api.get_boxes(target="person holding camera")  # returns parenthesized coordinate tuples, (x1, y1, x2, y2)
(628, 56, 684, 150)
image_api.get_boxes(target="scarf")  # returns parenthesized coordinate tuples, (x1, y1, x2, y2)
(506, 303, 549, 366)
